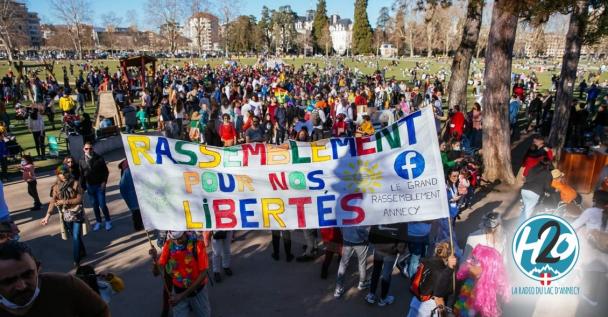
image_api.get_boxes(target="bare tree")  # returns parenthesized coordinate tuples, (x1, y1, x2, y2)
(101, 11, 123, 53)
(0, 0, 30, 63)
(51, 0, 92, 60)
(217, 0, 241, 57)
(145, 0, 185, 53)
(125, 10, 139, 31)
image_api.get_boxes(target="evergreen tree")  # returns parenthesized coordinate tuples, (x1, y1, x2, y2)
(312, 0, 331, 54)
(258, 6, 272, 52)
(352, 0, 374, 54)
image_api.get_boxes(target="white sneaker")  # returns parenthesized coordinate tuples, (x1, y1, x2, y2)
(105, 221, 112, 231)
(377, 295, 395, 307)
(357, 280, 370, 290)
(364, 293, 376, 304)
(93, 223, 101, 231)
(334, 287, 345, 298)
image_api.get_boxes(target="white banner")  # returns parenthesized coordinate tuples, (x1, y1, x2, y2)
(122, 107, 449, 231)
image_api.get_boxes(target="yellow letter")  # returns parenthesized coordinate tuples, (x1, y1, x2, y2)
(235, 175, 255, 192)
(183, 172, 200, 194)
(127, 136, 155, 165)
(261, 198, 286, 228)
(198, 145, 221, 168)
(183, 200, 203, 229)
(266, 144, 290, 165)
(311, 141, 331, 162)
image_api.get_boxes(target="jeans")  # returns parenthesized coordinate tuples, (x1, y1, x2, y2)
(302, 229, 317, 256)
(87, 184, 111, 223)
(407, 235, 429, 278)
(594, 124, 605, 145)
(32, 131, 45, 157)
(0, 156, 7, 180)
(125, 124, 135, 134)
(336, 244, 369, 289)
(172, 285, 211, 317)
(520, 189, 540, 223)
(77, 93, 85, 113)
(27, 180, 41, 207)
(64, 221, 86, 264)
(271, 230, 292, 256)
(275, 126, 286, 145)
(212, 232, 232, 272)
(369, 251, 396, 299)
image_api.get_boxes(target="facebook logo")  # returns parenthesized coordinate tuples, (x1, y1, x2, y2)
(394, 151, 425, 180)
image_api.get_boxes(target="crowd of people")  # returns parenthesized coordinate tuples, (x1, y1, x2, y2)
(0, 55, 606, 317)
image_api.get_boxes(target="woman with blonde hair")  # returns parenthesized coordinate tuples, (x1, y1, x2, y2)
(41, 165, 88, 267)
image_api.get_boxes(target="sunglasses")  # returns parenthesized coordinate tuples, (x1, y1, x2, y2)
(84, 147, 93, 151)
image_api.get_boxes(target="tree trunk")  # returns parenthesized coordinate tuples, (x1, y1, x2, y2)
(481, 0, 518, 184)
(426, 23, 433, 57)
(447, 0, 483, 112)
(408, 28, 414, 57)
(548, 0, 589, 161)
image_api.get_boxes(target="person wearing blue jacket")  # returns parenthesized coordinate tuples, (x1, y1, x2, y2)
(334, 226, 370, 299)
(434, 169, 463, 259)
(118, 159, 143, 231)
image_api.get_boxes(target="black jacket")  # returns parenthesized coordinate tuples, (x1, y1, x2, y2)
(79, 152, 109, 187)
(522, 165, 552, 196)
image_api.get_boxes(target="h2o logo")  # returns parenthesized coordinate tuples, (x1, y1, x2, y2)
(512, 215, 579, 285)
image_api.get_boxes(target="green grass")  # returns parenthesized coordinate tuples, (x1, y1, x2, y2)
(2, 56, 606, 177)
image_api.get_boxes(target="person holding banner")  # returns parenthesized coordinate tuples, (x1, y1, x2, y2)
(334, 226, 371, 298)
(151, 231, 210, 317)
(211, 230, 233, 283)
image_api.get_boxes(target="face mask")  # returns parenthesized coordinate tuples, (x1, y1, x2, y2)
(20, 160, 26, 166)
(0, 279, 40, 310)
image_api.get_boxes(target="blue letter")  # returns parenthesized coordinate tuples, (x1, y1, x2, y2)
(330, 138, 356, 159)
(307, 170, 325, 190)
(404, 111, 421, 145)
(155, 137, 177, 164)
(317, 195, 337, 227)
(218, 173, 235, 192)
(239, 198, 258, 228)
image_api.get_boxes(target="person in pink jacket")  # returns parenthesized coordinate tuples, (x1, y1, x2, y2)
(21, 154, 41, 210)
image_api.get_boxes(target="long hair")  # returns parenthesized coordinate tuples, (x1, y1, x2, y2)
(457, 245, 510, 317)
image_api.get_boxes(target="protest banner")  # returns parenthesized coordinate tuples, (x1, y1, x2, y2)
(122, 107, 449, 231)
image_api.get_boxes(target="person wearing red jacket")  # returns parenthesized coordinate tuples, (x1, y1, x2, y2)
(521, 134, 554, 178)
(449, 105, 466, 140)
(320, 227, 343, 279)
(332, 114, 348, 137)
(219, 114, 237, 146)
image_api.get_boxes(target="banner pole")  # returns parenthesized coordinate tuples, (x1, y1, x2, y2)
(145, 230, 171, 295)
(447, 216, 456, 294)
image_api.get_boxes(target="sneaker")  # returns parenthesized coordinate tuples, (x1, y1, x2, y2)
(377, 295, 395, 307)
(214, 272, 222, 283)
(365, 293, 377, 304)
(30, 204, 41, 211)
(271, 253, 279, 261)
(105, 221, 112, 231)
(357, 280, 370, 290)
(224, 268, 233, 276)
(93, 223, 101, 231)
(333, 287, 345, 298)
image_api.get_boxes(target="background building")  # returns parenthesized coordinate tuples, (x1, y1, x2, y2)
(328, 15, 352, 55)
(184, 12, 220, 53)
(0, 0, 42, 50)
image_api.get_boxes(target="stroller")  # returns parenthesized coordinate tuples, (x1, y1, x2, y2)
(61, 113, 81, 136)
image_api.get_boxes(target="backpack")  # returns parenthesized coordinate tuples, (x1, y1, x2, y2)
(410, 259, 434, 302)
(311, 109, 321, 126)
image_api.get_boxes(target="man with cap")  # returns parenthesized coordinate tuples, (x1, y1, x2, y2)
(550, 169, 580, 206)
(150, 231, 210, 317)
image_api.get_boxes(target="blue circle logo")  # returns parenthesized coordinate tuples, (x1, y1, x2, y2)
(512, 215, 579, 285)
(394, 150, 425, 180)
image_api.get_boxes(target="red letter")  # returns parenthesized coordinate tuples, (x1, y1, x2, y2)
(213, 199, 237, 229)
(341, 193, 365, 225)
(269, 172, 288, 190)
(288, 197, 312, 228)
(356, 136, 376, 156)
(242, 143, 267, 166)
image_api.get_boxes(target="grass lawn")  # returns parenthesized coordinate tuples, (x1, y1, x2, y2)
(1, 56, 606, 178)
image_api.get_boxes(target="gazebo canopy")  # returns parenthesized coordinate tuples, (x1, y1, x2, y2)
(119, 55, 157, 67)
